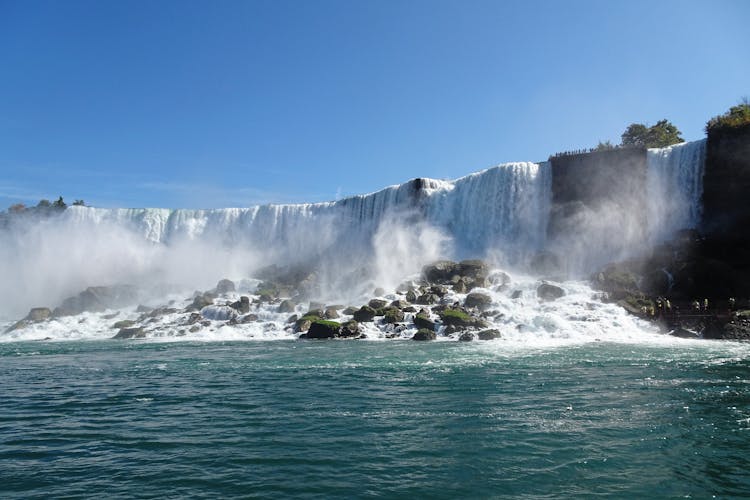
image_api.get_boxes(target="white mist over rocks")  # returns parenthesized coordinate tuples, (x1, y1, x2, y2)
(0, 142, 705, 339)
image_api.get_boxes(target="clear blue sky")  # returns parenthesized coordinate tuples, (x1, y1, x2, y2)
(1, 0, 748, 209)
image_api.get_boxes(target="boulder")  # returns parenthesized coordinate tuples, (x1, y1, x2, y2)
(353, 305, 376, 322)
(405, 290, 418, 303)
(477, 329, 501, 340)
(438, 308, 487, 329)
(458, 260, 489, 280)
(537, 282, 565, 301)
(412, 328, 437, 341)
(368, 298, 388, 309)
(340, 320, 360, 338)
(488, 271, 511, 287)
(306, 320, 341, 339)
(510, 290, 522, 299)
(342, 306, 358, 315)
(416, 293, 440, 305)
(26, 307, 52, 322)
(230, 296, 251, 314)
(112, 327, 145, 340)
(452, 280, 467, 294)
(215, 279, 236, 294)
(187, 293, 215, 312)
(324, 307, 340, 319)
(55, 284, 139, 316)
(373, 287, 386, 297)
(422, 260, 459, 283)
(200, 305, 238, 321)
(413, 313, 437, 331)
(390, 299, 410, 309)
(382, 307, 405, 324)
(458, 332, 475, 342)
(465, 292, 492, 310)
(113, 319, 136, 329)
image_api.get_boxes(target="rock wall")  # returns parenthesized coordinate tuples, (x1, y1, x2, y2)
(546, 147, 648, 272)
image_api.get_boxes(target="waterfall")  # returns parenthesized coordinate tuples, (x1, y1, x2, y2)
(646, 139, 706, 243)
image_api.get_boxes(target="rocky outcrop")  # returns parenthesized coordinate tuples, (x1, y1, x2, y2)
(465, 292, 492, 310)
(112, 327, 145, 339)
(306, 320, 341, 339)
(54, 285, 140, 316)
(537, 283, 565, 301)
(412, 328, 436, 341)
(353, 305, 376, 322)
(215, 279, 236, 294)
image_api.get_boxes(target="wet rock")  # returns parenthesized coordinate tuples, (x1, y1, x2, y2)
(429, 285, 448, 297)
(187, 313, 202, 325)
(353, 305, 376, 322)
(452, 280, 467, 294)
(241, 314, 259, 323)
(215, 279, 236, 294)
(54, 285, 140, 317)
(537, 282, 565, 301)
(26, 307, 52, 322)
(189, 325, 201, 333)
(416, 293, 440, 305)
(458, 260, 489, 281)
(200, 305, 238, 321)
(113, 319, 136, 329)
(230, 296, 251, 314)
(308, 301, 325, 311)
(286, 314, 298, 324)
(295, 318, 313, 333)
(488, 271, 511, 287)
(413, 313, 437, 331)
(405, 290, 418, 303)
(438, 308, 487, 329)
(458, 332, 475, 342)
(324, 307, 340, 319)
(412, 328, 437, 341)
(511, 290, 522, 299)
(402, 306, 417, 313)
(187, 293, 215, 312)
(305, 308, 325, 319)
(307, 320, 341, 339)
(112, 327, 145, 339)
(373, 287, 386, 297)
(340, 320, 360, 338)
(136, 304, 153, 313)
(465, 292, 492, 310)
(390, 299, 410, 309)
(382, 307, 405, 324)
(422, 260, 459, 283)
(477, 329, 501, 340)
(368, 298, 388, 309)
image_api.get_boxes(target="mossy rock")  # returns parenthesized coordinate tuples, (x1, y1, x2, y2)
(439, 308, 487, 328)
(353, 305, 376, 322)
(382, 307, 405, 324)
(112, 327, 145, 340)
(412, 328, 437, 341)
(413, 313, 436, 331)
(307, 320, 342, 339)
(477, 329, 501, 340)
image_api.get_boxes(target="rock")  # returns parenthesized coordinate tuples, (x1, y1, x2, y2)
(112, 327, 145, 339)
(402, 306, 417, 313)
(511, 290, 522, 299)
(187, 293, 215, 312)
(368, 298, 388, 309)
(230, 296, 251, 314)
(465, 292, 492, 310)
(215, 279, 236, 294)
(286, 314, 298, 324)
(390, 299, 410, 309)
(26, 307, 52, 322)
(54, 284, 140, 316)
(353, 305, 376, 322)
(416, 293, 440, 305)
(422, 260, 459, 283)
(295, 319, 313, 333)
(305, 308, 325, 319)
(719, 319, 750, 340)
(537, 282, 565, 301)
(200, 305, 238, 321)
(488, 271, 511, 287)
(413, 313, 437, 331)
(136, 304, 153, 313)
(477, 329, 501, 340)
(382, 307, 405, 324)
(189, 325, 201, 333)
(324, 307, 340, 319)
(405, 290, 418, 303)
(458, 332, 475, 342)
(452, 280, 467, 294)
(113, 319, 136, 329)
(340, 320, 360, 338)
(241, 314, 259, 323)
(438, 308, 487, 329)
(458, 260, 489, 280)
(276, 299, 297, 313)
(309, 301, 325, 311)
(412, 328, 437, 341)
(307, 320, 341, 339)
(373, 287, 386, 297)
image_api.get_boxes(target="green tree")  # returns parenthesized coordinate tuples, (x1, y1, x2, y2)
(36, 199, 51, 208)
(52, 196, 67, 210)
(706, 98, 750, 132)
(72, 199, 85, 206)
(594, 140, 617, 151)
(621, 120, 683, 148)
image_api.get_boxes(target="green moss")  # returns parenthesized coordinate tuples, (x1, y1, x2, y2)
(440, 308, 471, 321)
(312, 320, 341, 328)
(706, 100, 750, 132)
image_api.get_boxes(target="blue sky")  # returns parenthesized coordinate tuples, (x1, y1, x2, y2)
(1, 0, 748, 209)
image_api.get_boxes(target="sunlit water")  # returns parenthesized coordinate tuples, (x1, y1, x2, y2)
(3, 339, 750, 498)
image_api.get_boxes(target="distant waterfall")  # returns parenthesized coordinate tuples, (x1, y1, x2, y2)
(62, 161, 552, 264)
(646, 139, 706, 243)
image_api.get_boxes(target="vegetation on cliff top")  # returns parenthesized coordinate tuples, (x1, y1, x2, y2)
(620, 119, 684, 148)
(706, 98, 750, 132)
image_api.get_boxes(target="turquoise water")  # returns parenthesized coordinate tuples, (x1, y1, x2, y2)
(3, 339, 750, 498)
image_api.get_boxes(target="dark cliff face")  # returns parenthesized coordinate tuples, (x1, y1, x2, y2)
(546, 148, 648, 272)
(702, 124, 750, 236)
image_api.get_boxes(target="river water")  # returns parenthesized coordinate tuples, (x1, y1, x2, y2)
(3, 338, 750, 498)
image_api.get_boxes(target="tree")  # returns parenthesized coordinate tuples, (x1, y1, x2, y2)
(621, 120, 683, 148)
(52, 196, 67, 210)
(706, 97, 750, 132)
(8, 203, 26, 213)
(72, 199, 85, 206)
(594, 140, 617, 151)
(36, 199, 51, 208)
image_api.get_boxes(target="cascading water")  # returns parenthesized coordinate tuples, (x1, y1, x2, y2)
(646, 139, 706, 243)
